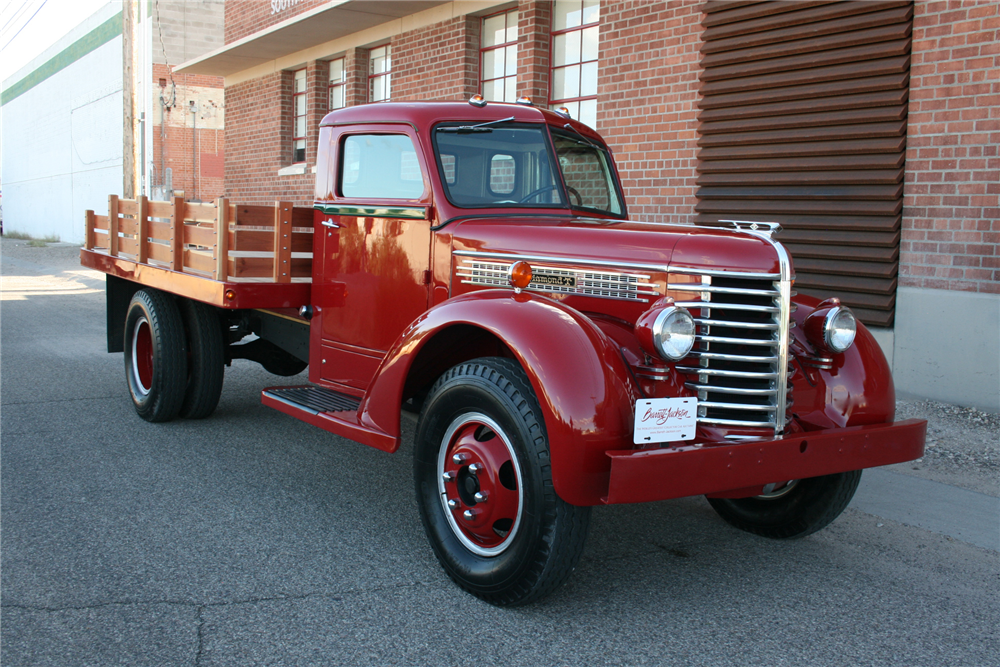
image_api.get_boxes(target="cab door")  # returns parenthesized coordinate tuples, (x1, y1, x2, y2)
(310, 127, 433, 394)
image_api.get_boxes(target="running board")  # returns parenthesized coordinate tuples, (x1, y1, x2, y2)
(261, 385, 397, 452)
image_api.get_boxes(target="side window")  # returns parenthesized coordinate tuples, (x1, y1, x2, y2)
(340, 134, 424, 199)
(489, 154, 516, 194)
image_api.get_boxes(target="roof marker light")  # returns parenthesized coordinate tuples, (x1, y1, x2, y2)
(554, 107, 571, 118)
(516, 96, 533, 106)
(469, 94, 487, 108)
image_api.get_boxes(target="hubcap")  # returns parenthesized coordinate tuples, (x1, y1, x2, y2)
(131, 316, 154, 396)
(437, 413, 523, 557)
(756, 480, 799, 499)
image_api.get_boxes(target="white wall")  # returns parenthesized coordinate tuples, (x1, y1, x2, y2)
(1, 6, 122, 244)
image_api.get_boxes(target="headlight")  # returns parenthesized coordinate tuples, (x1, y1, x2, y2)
(652, 306, 696, 361)
(824, 306, 856, 353)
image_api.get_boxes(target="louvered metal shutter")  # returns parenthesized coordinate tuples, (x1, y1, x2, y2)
(695, 0, 913, 327)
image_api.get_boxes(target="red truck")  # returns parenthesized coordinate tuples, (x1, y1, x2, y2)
(82, 99, 926, 605)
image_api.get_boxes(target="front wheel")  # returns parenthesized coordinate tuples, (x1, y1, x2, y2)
(414, 358, 590, 606)
(707, 470, 862, 539)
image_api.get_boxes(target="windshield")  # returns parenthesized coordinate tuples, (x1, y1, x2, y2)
(433, 123, 624, 216)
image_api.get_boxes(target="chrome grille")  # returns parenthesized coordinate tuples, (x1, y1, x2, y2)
(457, 259, 657, 302)
(672, 271, 793, 434)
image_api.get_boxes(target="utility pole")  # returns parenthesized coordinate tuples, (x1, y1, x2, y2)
(123, 1, 135, 198)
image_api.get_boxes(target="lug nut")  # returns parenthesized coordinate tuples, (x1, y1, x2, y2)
(473, 492, 487, 503)
(447, 499, 460, 510)
(462, 509, 477, 521)
(442, 471, 456, 482)
(468, 463, 483, 475)
(452, 453, 469, 465)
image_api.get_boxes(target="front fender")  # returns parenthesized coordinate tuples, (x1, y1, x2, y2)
(360, 290, 640, 505)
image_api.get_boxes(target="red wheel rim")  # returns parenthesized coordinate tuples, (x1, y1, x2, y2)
(437, 413, 523, 556)
(131, 316, 154, 395)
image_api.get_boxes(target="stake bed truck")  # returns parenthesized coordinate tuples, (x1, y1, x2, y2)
(82, 100, 926, 605)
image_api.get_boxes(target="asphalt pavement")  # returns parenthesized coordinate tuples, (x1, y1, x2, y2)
(2, 240, 998, 666)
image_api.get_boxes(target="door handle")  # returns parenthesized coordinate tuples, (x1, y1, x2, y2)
(321, 218, 340, 229)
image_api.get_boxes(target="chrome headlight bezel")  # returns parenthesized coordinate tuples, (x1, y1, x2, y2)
(823, 306, 857, 354)
(652, 306, 696, 361)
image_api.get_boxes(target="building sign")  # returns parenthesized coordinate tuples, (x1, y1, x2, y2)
(272, 0, 305, 15)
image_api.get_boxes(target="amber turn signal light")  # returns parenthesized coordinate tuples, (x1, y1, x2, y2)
(508, 261, 533, 292)
(225, 289, 236, 301)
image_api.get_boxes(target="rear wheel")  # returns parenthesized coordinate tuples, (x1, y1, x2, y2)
(707, 470, 862, 539)
(178, 299, 224, 419)
(124, 289, 187, 422)
(414, 358, 590, 606)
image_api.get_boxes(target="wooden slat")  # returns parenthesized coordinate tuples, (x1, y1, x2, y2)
(118, 199, 139, 216)
(92, 214, 110, 231)
(170, 196, 184, 271)
(185, 202, 218, 223)
(108, 195, 119, 257)
(701, 21, 912, 68)
(216, 197, 230, 281)
(85, 211, 96, 250)
(117, 217, 139, 237)
(700, 105, 907, 134)
(229, 257, 312, 279)
(118, 236, 140, 258)
(148, 219, 172, 243)
(147, 241, 172, 264)
(233, 229, 314, 253)
(185, 224, 218, 248)
(183, 249, 215, 274)
(234, 204, 278, 227)
(137, 196, 149, 264)
(702, 4, 912, 53)
(292, 207, 314, 227)
(273, 201, 293, 283)
(696, 168, 904, 186)
(147, 200, 174, 219)
(698, 89, 908, 122)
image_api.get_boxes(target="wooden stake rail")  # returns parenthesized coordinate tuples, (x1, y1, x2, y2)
(84, 196, 314, 283)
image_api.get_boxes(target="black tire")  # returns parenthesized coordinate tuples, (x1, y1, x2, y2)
(178, 299, 225, 419)
(124, 289, 187, 422)
(414, 357, 591, 606)
(707, 470, 863, 539)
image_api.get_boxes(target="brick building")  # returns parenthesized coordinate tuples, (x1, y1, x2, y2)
(177, 0, 999, 410)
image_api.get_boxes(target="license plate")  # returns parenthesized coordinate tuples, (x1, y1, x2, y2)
(633, 397, 697, 444)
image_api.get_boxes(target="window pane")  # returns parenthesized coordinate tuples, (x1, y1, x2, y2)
(553, 64, 580, 100)
(553, 30, 581, 67)
(579, 98, 597, 128)
(553, 0, 582, 31)
(440, 154, 456, 185)
(295, 116, 305, 137)
(490, 154, 516, 194)
(294, 69, 306, 92)
(295, 94, 306, 116)
(505, 45, 517, 77)
(582, 26, 599, 61)
(342, 134, 424, 199)
(581, 61, 598, 97)
(582, 0, 599, 24)
(504, 76, 517, 103)
(482, 78, 499, 102)
(329, 59, 344, 84)
(483, 14, 506, 47)
(330, 86, 344, 110)
(506, 11, 518, 42)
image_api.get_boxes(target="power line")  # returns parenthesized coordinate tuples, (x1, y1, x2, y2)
(0, 0, 47, 52)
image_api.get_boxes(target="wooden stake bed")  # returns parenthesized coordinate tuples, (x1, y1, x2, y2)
(81, 195, 313, 310)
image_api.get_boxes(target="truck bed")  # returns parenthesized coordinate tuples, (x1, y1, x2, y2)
(80, 196, 314, 309)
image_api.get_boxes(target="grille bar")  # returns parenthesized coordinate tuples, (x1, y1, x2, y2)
(459, 259, 657, 302)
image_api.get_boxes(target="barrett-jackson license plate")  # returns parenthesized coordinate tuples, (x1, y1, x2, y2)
(633, 397, 697, 444)
(531, 271, 576, 288)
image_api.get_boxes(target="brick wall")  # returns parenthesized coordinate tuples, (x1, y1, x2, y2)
(225, 0, 328, 44)
(153, 0, 225, 64)
(393, 16, 480, 101)
(902, 0, 1000, 294)
(151, 63, 225, 202)
(517, 0, 552, 103)
(597, 0, 702, 224)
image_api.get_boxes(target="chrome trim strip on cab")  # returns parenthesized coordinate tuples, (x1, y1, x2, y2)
(314, 204, 427, 219)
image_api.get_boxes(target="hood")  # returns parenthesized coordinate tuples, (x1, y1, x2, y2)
(449, 216, 786, 277)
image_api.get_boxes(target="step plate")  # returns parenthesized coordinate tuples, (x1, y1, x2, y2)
(263, 386, 360, 415)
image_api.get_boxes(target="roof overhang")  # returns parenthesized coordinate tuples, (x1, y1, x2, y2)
(175, 0, 453, 79)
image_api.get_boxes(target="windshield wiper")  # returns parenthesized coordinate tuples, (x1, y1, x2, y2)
(436, 116, 516, 134)
(560, 123, 604, 151)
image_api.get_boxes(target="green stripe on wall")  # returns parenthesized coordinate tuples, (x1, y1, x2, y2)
(1, 11, 122, 106)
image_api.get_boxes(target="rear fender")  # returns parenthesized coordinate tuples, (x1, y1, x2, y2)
(361, 290, 640, 505)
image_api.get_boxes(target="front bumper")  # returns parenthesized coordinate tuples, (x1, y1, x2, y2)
(603, 418, 926, 504)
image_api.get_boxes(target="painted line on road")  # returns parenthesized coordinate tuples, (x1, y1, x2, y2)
(853, 468, 999, 551)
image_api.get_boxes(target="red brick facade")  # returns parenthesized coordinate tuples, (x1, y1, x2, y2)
(218, 0, 998, 293)
(151, 64, 225, 202)
(902, 0, 1000, 294)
